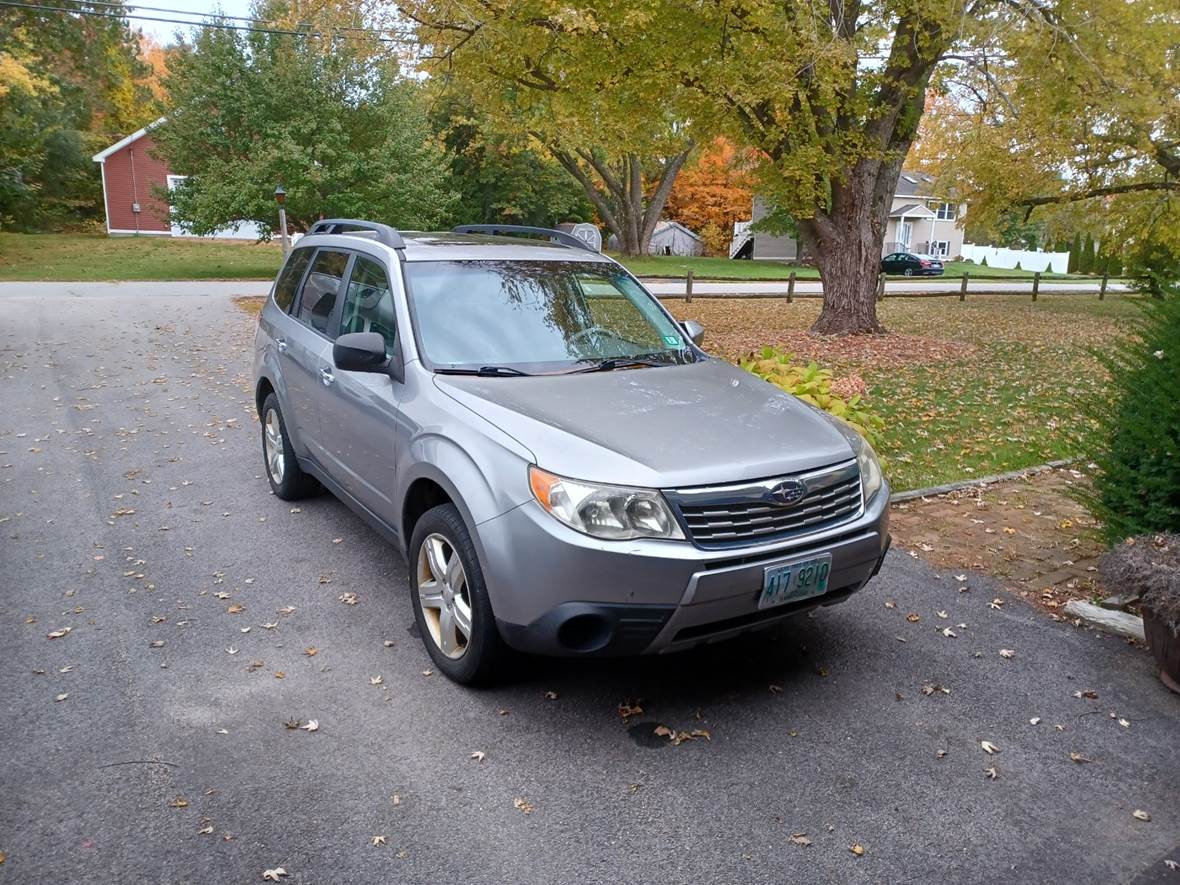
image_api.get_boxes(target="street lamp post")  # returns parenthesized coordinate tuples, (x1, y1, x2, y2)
(274, 185, 290, 258)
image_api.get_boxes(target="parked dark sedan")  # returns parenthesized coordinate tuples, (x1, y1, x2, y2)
(881, 252, 944, 276)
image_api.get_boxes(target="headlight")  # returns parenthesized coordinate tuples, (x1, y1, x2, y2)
(528, 466, 685, 541)
(852, 436, 884, 502)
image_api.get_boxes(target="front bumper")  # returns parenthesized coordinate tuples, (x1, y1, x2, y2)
(478, 482, 891, 656)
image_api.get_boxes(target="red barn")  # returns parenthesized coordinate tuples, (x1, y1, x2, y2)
(92, 119, 262, 239)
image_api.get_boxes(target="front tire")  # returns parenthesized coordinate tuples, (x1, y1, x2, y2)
(903, 267, 914, 277)
(409, 503, 506, 685)
(260, 393, 319, 500)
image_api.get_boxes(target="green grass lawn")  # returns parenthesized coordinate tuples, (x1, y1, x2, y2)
(0, 232, 283, 281)
(1, 232, 1103, 283)
(662, 293, 1138, 492)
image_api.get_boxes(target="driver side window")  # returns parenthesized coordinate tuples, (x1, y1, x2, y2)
(340, 256, 397, 354)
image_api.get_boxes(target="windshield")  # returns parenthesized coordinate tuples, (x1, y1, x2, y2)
(404, 260, 697, 372)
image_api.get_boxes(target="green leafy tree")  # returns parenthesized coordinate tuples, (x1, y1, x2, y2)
(0, 2, 156, 228)
(1079, 233, 1095, 274)
(427, 86, 591, 228)
(1068, 234, 1082, 273)
(156, 4, 456, 235)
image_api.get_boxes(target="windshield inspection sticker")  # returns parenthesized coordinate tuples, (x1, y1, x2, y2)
(662, 335, 683, 347)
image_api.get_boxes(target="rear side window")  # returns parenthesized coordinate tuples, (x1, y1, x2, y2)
(295, 249, 350, 337)
(273, 248, 313, 312)
(340, 256, 397, 353)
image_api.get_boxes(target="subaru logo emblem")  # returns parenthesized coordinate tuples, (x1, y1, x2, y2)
(769, 479, 807, 507)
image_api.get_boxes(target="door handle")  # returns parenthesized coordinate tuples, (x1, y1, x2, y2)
(319, 367, 335, 386)
(275, 338, 288, 353)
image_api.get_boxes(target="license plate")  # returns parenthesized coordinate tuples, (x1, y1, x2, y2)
(759, 554, 832, 610)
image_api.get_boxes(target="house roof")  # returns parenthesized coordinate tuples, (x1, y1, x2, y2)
(895, 170, 936, 197)
(91, 116, 167, 163)
(653, 220, 702, 240)
(890, 202, 937, 219)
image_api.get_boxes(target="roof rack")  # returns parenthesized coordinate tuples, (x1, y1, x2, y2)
(308, 219, 405, 250)
(452, 224, 598, 253)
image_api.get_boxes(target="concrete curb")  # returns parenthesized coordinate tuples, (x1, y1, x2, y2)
(890, 459, 1077, 504)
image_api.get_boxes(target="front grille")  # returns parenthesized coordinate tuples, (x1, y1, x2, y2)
(666, 460, 862, 548)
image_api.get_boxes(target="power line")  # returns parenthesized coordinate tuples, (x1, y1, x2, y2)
(0, 0, 414, 42)
(75, 0, 412, 38)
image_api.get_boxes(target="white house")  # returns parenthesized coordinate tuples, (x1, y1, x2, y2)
(739, 170, 968, 260)
(609, 220, 704, 256)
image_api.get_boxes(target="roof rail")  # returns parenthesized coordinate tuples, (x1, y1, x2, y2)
(452, 224, 598, 253)
(308, 218, 405, 250)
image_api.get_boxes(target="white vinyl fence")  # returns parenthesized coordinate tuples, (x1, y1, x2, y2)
(960, 243, 1070, 274)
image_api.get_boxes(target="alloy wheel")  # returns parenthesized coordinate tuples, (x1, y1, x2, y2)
(416, 533, 472, 659)
(264, 408, 285, 484)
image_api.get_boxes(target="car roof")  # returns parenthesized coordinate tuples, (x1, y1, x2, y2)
(297, 230, 614, 264)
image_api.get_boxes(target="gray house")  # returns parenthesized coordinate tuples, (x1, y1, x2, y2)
(735, 171, 968, 261)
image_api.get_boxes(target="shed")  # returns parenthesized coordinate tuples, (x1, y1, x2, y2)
(647, 221, 703, 256)
(92, 119, 263, 239)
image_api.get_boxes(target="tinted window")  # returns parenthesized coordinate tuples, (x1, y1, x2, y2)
(340, 256, 397, 353)
(273, 248, 313, 312)
(404, 260, 694, 371)
(296, 250, 349, 337)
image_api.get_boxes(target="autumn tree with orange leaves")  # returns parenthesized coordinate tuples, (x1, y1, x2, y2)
(665, 138, 753, 256)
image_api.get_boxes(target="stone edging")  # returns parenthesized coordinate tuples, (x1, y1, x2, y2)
(890, 459, 1077, 504)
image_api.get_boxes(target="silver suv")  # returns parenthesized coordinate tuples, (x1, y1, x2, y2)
(253, 220, 891, 683)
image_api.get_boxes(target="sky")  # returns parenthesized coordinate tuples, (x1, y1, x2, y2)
(129, 1, 257, 45)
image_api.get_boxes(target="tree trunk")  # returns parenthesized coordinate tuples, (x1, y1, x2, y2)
(796, 159, 897, 335)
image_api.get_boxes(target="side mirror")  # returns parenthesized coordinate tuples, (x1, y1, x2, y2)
(681, 319, 705, 347)
(333, 332, 388, 373)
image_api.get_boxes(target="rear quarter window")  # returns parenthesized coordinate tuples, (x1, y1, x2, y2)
(273, 248, 313, 312)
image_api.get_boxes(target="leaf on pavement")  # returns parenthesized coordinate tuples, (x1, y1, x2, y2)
(47, 627, 71, 639)
(369, 675, 383, 685)
(789, 833, 812, 847)
(980, 740, 1000, 755)
(617, 699, 644, 720)
(984, 766, 999, 779)
(1069, 752, 1094, 764)
(300, 719, 319, 732)
(54, 692, 68, 702)
(338, 593, 357, 605)
(470, 751, 486, 762)
(513, 797, 534, 815)
(850, 843, 865, 856)
(1072, 689, 1098, 699)
(168, 797, 189, 808)
(1132, 810, 1151, 822)
(303, 647, 319, 657)
(261, 869, 288, 882)
(999, 648, 1015, 658)
(277, 606, 296, 615)
(226, 603, 244, 614)
(905, 613, 921, 623)
(371, 835, 386, 846)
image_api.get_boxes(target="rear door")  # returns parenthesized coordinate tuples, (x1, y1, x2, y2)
(317, 252, 404, 521)
(285, 247, 352, 467)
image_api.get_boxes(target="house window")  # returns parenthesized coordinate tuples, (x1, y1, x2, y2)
(936, 202, 956, 220)
(932, 241, 950, 256)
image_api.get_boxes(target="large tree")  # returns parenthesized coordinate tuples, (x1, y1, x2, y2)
(399, 0, 1144, 334)
(402, 4, 693, 255)
(918, 0, 1179, 270)
(156, 2, 455, 235)
(0, 1, 157, 229)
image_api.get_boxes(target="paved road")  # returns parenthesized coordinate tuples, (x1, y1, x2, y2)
(0, 277, 1129, 300)
(1, 285, 1176, 884)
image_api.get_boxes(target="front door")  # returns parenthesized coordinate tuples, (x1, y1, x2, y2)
(317, 254, 404, 522)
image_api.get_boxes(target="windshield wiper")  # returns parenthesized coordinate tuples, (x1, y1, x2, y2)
(436, 366, 532, 377)
(570, 358, 666, 374)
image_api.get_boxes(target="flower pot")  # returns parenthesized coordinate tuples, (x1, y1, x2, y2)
(1142, 607, 1180, 694)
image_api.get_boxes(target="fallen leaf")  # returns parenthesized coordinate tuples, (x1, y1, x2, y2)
(261, 622, 278, 630)
(262, 869, 288, 882)
(303, 647, 319, 657)
(768, 684, 783, 694)
(1072, 689, 1098, 700)
(369, 675, 383, 686)
(884, 600, 897, 609)
(850, 843, 865, 856)
(470, 751, 486, 762)
(941, 627, 957, 638)
(300, 720, 319, 732)
(371, 835, 386, 846)
(513, 797, 534, 815)
(1030, 717, 1042, 726)
(954, 574, 968, 582)
(544, 690, 558, 700)
(338, 593, 357, 605)
(1118, 718, 1130, 728)
(1163, 859, 1177, 871)
(277, 606, 296, 615)
(1132, 809, 1151, 822)
(226, 603, 244, 615)
(906, 613, 921, 623)
(617, 700, 644, 720)
(984, 766, 999, 779)
(392, 794, 401, 806)
(789, 833, 812, 847)
(936, 610, 948, 619)
(47, 627, 71, 639)
(999, 649, 1015, 658)
(980, 740, 1000, 755)
(149, 640, 165, 648)
(168, 797, 189, 808)
(197, 823, 214, 835)
(1069, 752, 1094, 764)
(54, 692, 69, 702)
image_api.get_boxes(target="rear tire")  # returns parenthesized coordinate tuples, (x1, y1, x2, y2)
(904, 267, 914, 277)
(409, 503, 506, 685)
(260, 393, 319, 500)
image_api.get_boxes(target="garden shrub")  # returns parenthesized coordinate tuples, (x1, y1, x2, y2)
(739, 347, 885, 447)
(1082, 294, 1180, 542)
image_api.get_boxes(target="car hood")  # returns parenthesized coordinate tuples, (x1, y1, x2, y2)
(434, 359, 856, 489)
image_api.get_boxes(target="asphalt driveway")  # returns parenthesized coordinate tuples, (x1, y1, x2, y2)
(1, 285, 1177, 884)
